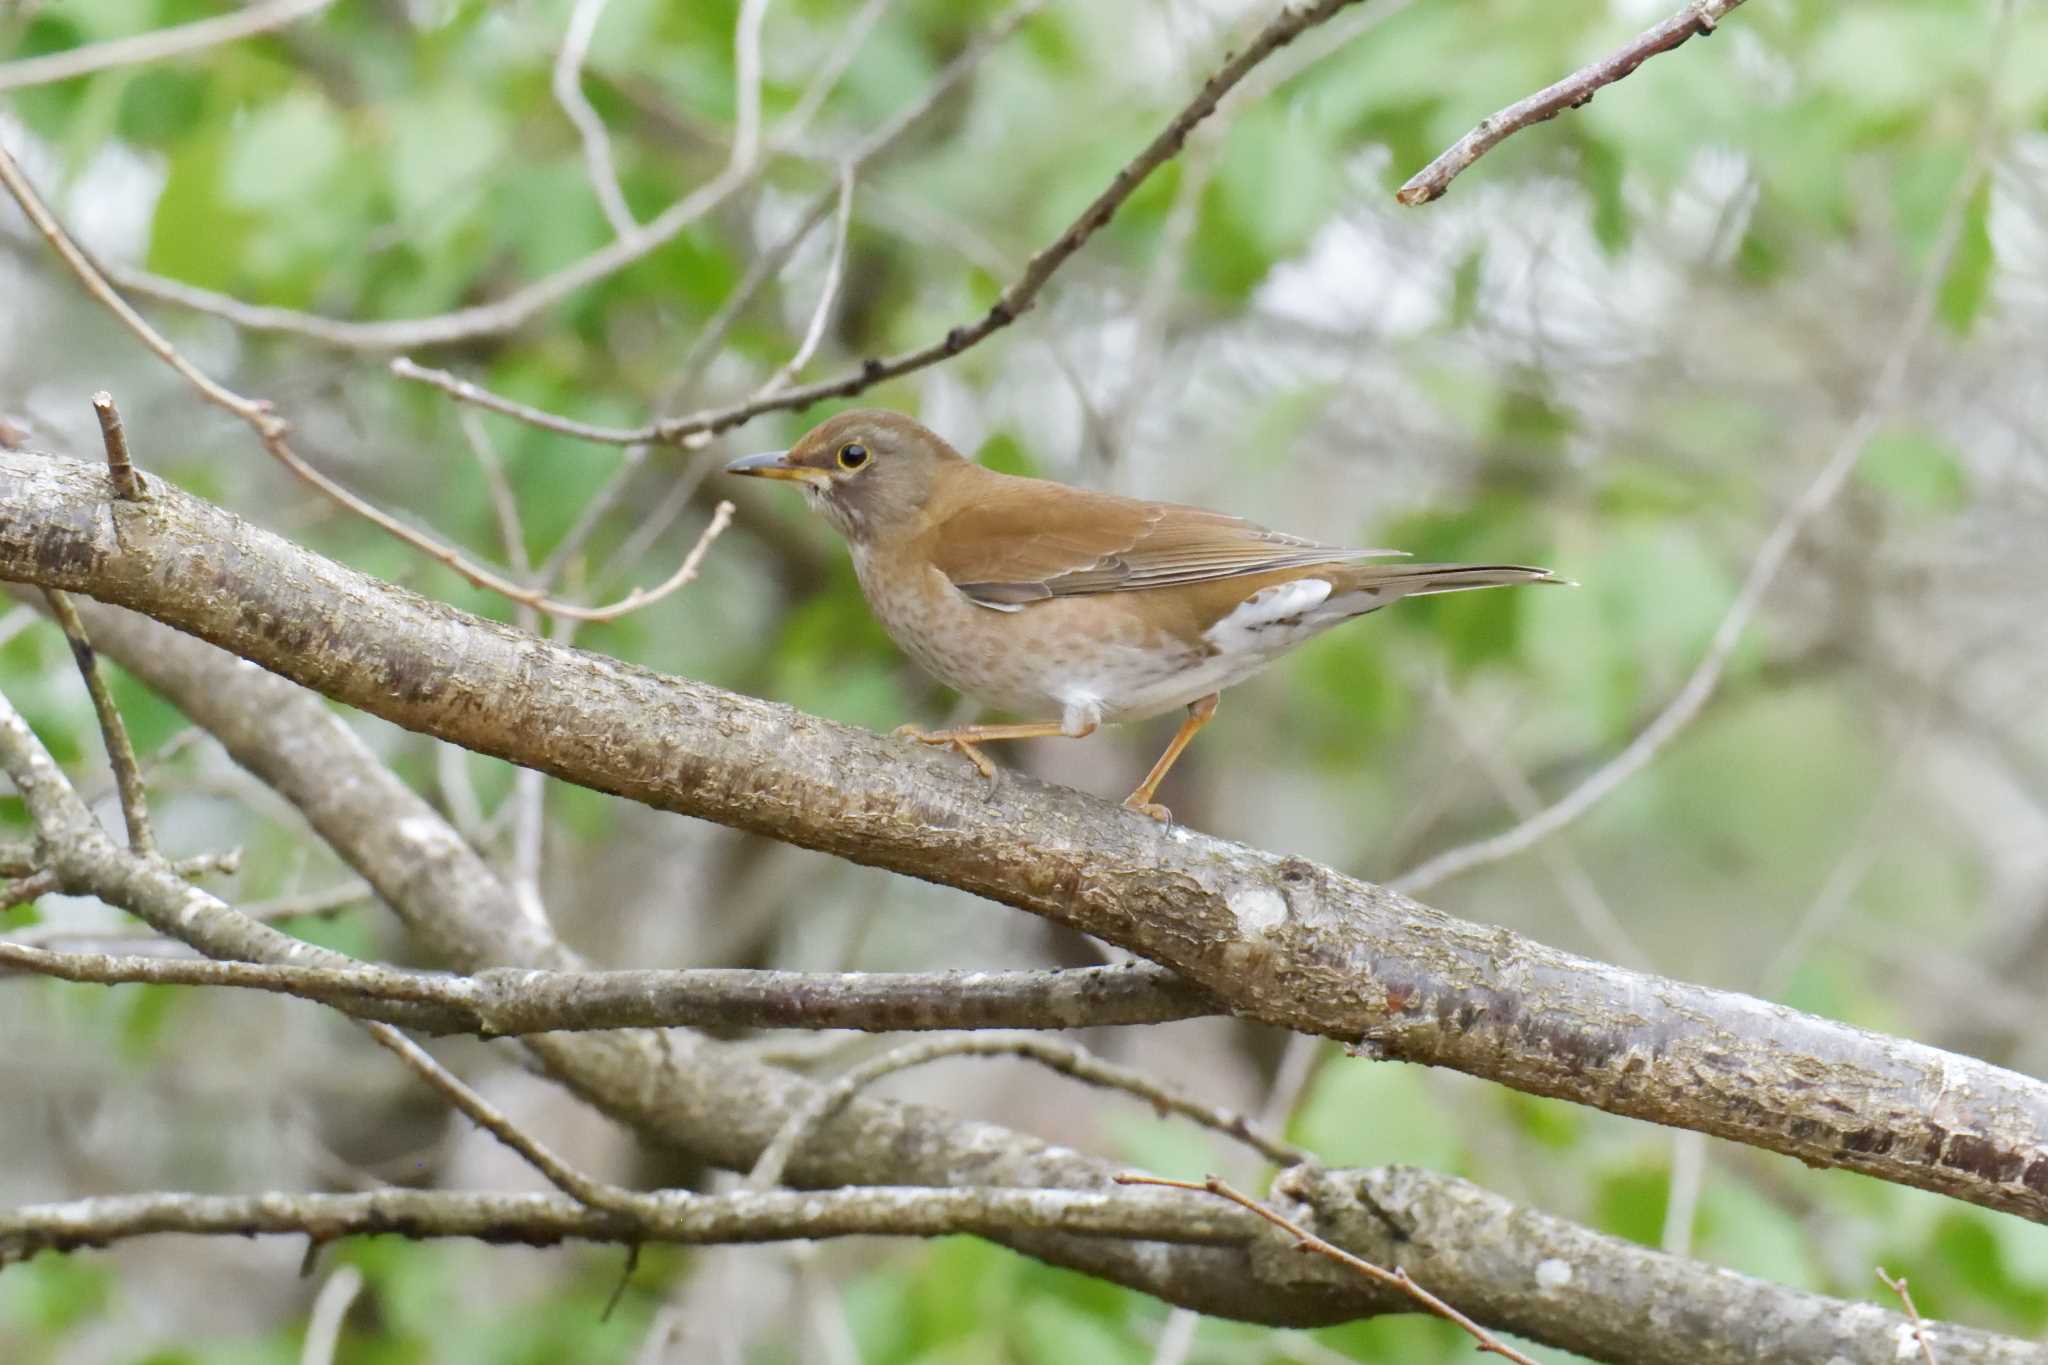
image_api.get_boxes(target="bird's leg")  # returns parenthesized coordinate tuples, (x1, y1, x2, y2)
(1123, 693, 1219, 822)
(894, 719, 1096, 784)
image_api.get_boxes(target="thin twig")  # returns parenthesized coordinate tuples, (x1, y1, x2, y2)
(0, 850, 237, 910)
(1396, 0, 1749, 205)
(775, 0, 901, 147)
(1390, 148, 1994, 898)
(730, 0, 772, 173)
(41, 591, 154, 856)
(639, 0, 1369, 446)
(393, 0, 1364, 450)
(390, 359, 651, 445)
(1877, 1267, 1941, 1365)
(359, 1020, 638, 1212)
(564, 500, 733, 624)
(670, 191, 838, 399)
(299, 1265, 364, 1365)
(748, 1033, 1306, 1190)
(553, 0, 637, 237)
(456, 412, 531, 592)
(760, 165, 856, 396)
(0, 943, 1215, 1034)
(1114, 1174, 1541, 1365)
(0, 144, 735, 623)
(0, 1184, 1249, 1259)
(91, 391, 142, 500)
(0, 0, 337, 93)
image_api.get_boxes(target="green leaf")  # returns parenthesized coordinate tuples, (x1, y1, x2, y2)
(1858, 430, 1968, 513)
(222, 89, 347, 209)
(1292, 1057, 1465, 1171)
(1938, 179, 1995, 334)
(0, 1250, 113, 1333)
(148, 132, 261, 290)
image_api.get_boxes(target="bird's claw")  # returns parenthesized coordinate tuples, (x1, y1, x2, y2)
(895, 725, 999, 783)
(1123, 798, 1173, 823)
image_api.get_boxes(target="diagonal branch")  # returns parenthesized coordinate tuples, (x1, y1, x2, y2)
(394, 0, 1378, 447)
(1396, 0, 1750, 205)
(6, 456, 2048, 1228)
(30, 591, 2041, 1365)
(0, 0, 338, 94)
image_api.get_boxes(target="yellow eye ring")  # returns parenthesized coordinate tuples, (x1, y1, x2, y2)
(837, 442, 869, 470)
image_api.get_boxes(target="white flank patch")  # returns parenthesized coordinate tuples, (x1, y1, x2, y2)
(1202, 578, 1332, 654)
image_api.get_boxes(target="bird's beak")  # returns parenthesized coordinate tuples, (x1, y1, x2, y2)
(723, 450, 831, 486)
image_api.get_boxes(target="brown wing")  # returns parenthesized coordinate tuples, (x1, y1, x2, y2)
(926, 477, 1396, 607)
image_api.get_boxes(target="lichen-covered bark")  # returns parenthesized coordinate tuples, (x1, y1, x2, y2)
(6, 453, 2048, 1224)
(11, 497, 2039, 1361)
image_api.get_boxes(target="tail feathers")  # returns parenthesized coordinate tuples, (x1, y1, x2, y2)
(1338, 562, 1570, 600)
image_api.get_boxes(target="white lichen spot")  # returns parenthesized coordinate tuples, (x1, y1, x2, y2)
(1228, 883, 1287, 936)
(396, 815, 462, 855)
(1534, 1257, 1573, 1291)
(1893, 1325, 1934, 1359)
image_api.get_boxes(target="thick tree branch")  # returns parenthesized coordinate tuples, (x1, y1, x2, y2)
(29, 589, 2034, 1364)
(4, 453, 2047, 1227)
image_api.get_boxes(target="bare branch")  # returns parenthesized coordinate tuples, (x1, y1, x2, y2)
(359, 1019, 636, 1211)
(41, 590, 154, 855)
(0, 850, 237, 911)
(1117, 1174, 1541, 1365)
(760, 166, 856, 396)
(0, 0, 337, 94)
(0, 1183, 1246, 1262)
(749, 1033, 1305, 1189)
(393, 0, 1373, 449)
(553, 0, 638, 237)
(0, 145, 735, 623)
(0, 941, 1217, 1034)
(1395, 0, 1750, 205)
(300, 1266, 363, 1365)
(40, 597, 2047, 1363)
(639, 0, 1375, 446)
(12, 461, 2048, 1226)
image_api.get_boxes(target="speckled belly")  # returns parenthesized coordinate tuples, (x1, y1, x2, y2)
(851, 557, 1294, 726)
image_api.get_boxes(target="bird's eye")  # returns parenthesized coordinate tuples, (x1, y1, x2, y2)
(837, 442, 869, 470)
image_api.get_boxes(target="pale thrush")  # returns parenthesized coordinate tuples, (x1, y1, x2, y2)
(728, 410, 1562, 820)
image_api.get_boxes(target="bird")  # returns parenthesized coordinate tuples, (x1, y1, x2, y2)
(727, 410, 1564, 821)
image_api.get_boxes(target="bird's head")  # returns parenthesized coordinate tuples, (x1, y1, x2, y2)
(724, 409, 963, 542)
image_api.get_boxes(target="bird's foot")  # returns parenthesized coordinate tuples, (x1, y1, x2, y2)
(894, 724, 998, 783)
(1122, 796, 1173, 823)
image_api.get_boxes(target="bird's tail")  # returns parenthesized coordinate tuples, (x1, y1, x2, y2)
(1333, 562, 1570, 600)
